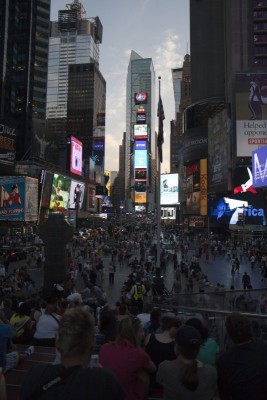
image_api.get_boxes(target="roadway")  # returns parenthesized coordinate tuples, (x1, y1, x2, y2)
(6, 242, 267, 307)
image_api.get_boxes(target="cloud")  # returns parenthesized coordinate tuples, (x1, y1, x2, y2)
(105, 30, 185, 173)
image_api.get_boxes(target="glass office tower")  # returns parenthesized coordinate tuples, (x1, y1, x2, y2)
(125, 51, 155, 212)
(46, 0, 103, 167)
(0, 0, 51, 164)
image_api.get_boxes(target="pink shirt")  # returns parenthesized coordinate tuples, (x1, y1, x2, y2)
(99, 339, 152, 400)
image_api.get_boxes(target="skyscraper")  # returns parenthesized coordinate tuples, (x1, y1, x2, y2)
(180, 0, 267, 233)
(46, 0, 104, 170)
(125, 51, 156, 212)
(0, 0, 51, 166)
(170, 54, 191, 173)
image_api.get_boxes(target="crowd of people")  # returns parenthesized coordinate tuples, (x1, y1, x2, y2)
(1, 300, 267, 399)
(1, 225, 267, 399)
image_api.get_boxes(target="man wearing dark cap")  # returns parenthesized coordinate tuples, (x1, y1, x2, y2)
(217, 312, 267, 400)
(156, 325, 217, 399)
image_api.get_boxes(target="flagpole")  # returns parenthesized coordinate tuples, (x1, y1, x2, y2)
(156, 77, 161, 271)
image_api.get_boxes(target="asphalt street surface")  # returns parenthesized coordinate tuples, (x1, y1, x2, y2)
(7, 240, 267, 306)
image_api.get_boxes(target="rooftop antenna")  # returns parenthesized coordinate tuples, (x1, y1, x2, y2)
(66, 0, 86, 19)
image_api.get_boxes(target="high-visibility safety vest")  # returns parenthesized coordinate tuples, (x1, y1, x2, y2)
(133, 284, 144, 300)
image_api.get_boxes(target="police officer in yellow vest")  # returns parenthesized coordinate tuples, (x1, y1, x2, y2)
(131, 280, 145, 313)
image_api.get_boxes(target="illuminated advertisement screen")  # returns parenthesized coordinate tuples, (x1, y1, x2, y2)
(134, 92, 148, 105)
(101, 195, 112, 207)
(135, 205, 146, 212)
(92, 140, 104, 152)
(136, 112, 146, 124)
(161, 207, 176, 220)
(70, 136, 82, 176)
(189, 216, 205, 228)
(134, 150, 147, 168)
(210, 167, 266, 226)
(135, 181, 147, 192)
(134, 124, 148, 139)
(135, 141, 147, 151)
(68, 180, 85, 210)
(49, 174, 71, 211)
(160, 174, 179, 205)
(235, 73, 267, 157)
(252, 145, 267, 188)
(135, 192, 147, 203)
(135, 170, 147, 180)
(0, 176, 25, 220)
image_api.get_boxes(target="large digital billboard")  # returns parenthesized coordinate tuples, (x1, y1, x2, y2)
(135, 193, 147, 203)
(161, 207, 176, 220)
(0, 176, 38, 221)
(134, 92, 148, 105)
(252, 145, 267, 188)
(210, 166, 266, 226)
(235, 73, 267, 157)
(135, 140, 147, 151)
(135, 170, 147, 180)
(70, 136, 82, 176)
(92, 140, 104, 152)
(134, 124, 148, 139)
(68, 180, 85, 210)
(134, 150, 147, 168)
(160, 174, 179, 205)
(49, 174, 71, 211)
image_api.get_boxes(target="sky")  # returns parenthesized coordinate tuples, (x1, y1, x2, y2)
(51, 0, 190, 173)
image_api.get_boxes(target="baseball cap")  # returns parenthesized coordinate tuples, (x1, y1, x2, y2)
(175, 325, 202, 345)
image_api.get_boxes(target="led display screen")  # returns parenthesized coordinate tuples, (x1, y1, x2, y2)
(135, 170, 147, 180)
(49, 174, 71, 211)
(135, 140, 147, 151)
(135, 205, 146, 212)
(161, 207, 176, 220)
(210, 167, 266, 226)
(135, 181, 147, 192)
(70, 136, 82, 176)
(135, 192, 147, 203)
(134, 92, 148, 105)
(68, 180, 85, 210)
(160, 174, 179, 205)
(136, 112, 146, 124)
(92, 141, 104, 152)
(134, 124, 148, 139)
(252, 145, 267, 188)
(134, 150, 147, 168)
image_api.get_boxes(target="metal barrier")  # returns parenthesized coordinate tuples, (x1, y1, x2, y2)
(146, 289, 267, 350)
(159, 287, 267, 314)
